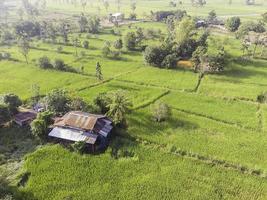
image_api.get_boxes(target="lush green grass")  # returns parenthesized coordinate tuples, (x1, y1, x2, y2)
(78, 80, 167, 108)
(20, 143, 267, 200)
(45, 0, 267, 19)
(161, 91, 259, 129)
(128, 107, 267, 170)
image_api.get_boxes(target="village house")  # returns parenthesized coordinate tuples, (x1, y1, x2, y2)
(14, 110, 37, 126)
(48, 111, 113, 151)
(109, 13, 125, 23)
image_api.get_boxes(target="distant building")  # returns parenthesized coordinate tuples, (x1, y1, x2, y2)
(14, 111, 37, 126)
(48, 111, 113, 151)
(109, 13, 125, 22)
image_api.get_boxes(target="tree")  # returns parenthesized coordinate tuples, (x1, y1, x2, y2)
(207, 10, 217, 24)
(93, 92, 111, 114)
(175, 17, 195, 45)
(151, 101, 172, 122)
(96, 62, 103, 81)
(38, 56, 52, 69)
(31, 111, 53, 141)
(42, 89, 70, 114)
(54, 59, 66, 71)
(161, 54, 178, 69)
(83, 40, 89, 49)
(143, 46, 168, 67)
(257, 92, 267, 104)
(70, 97, 89, 112)
(103, 0, 109, 12)
(124, 32, 137, 50)
(106, 90, 132, 126)
(113, 38, 123, 51)
(78, 13, 88, 33)
(72, 37, 80, 57)
(0, 94, 22, 114)
(88, 16, 100, 34)
(18, 36, 30, 64)
(102, 41, 111, 57)
(58, 22, 70, 44)
(225, 17, 241, 32)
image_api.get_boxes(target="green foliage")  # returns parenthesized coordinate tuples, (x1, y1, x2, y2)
(226, 17, 241, 32)
(96, 62, 103, 81)
(0, 104, 10, 124)
(71, 141, 86, 154)
(54, 59, 65, 71)
(87, 16, 100, 34)
(236, 21, 266, 38)
(113, 38, 123, 50)
(151, 101, 172, 122)
(106, 90, 132, 125)
(0, 93, 22, 114)
(30, 111, 53, 141)
(161, 54, 178, 69)
(124, 32, 137, 50)
(83, 40, 89, 49)
(143, 46, 168, 67)
(175, 17, 195, 44)
(93, 92, 111, 114)
(42, 89, 70, 114)
(38, 56, 52, 69)
(257, 92, 267, 104)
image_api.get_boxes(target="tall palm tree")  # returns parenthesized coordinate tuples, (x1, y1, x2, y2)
(106, 90, 132, 125)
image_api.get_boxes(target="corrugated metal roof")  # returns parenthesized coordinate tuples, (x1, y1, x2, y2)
(48, 127, 98, 144)
(54, 111, 106, 131)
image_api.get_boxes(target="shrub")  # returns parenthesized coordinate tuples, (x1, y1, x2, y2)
(83, 40, 89, 49)
(257, 92, 267, 103)
(113, 39, 123, 50)
(124, 32, 137, 50)
(102, 42, 111, 57)
(144, 46, 168, 67)
(70, 97, 89, 112)
(0, 94, 22, 114)
(71, 141, 86, 154)
(0, 104, 10, 124)
(161, 54, 178, 69)
(225, 17, 241, 32)
(151, 102, 172, 122)
(54, 59, 66, 71)
(93, 92, 111, 114)
(129, 13, 137, 20)
(0, 52, 11, 60)
(38, 56, 52, 69)
(42, 89, 70, 114)
(57, 46, 63, 53)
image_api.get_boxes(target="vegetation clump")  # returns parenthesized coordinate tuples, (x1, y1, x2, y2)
(151, 101, 172, 122)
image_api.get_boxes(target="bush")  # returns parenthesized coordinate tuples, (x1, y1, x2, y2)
(83, 41, 89, 49)
(57, 46, 63, 53)
(54, 59, 66, 71)
(0, 94, 22, 114)
(0, 52, 11, 60)
(0, 104, 10, 124)
(151, 102, 172, 122)
(93, 92, 111, 114)
(71, 141, 86, 154)
(129, 13, 137, 20)
(38, 56, 52, 69)
(30, 111, 53, 141)
(144, 46, 168, 67)
(42, 89, 70, 114)
(257, 92, 267, 103)
(161, 54, 178, 69)
(225, 17, 241, 32)
(124, 32, 137, 50)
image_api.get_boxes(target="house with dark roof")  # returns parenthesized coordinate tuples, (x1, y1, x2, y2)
(14, 111, 37, 126)
(48, 111, 113, 151)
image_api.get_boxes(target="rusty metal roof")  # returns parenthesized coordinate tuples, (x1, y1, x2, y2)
(54, 111, 106, 131)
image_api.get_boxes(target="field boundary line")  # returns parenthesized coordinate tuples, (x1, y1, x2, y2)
(115, 79, 258, 105)
(117, 134, 267, 179)
(132, 90, 170, 110)
(170, 106, 258, 132)
(76, 67, 142, 92)
(256, 104, 263, 132)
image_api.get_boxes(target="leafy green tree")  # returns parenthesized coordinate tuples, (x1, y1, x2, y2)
(30, 111, 53, 142)
(107, 90, 132, 126)
(175, 17, 195, 45)
(151, 101, 172, 122)
(144, 46, 168, 67)
(0, 94, 22, 114)
(54, 59, 66, 71)
(207, 10, 217, 24)
(102, 41, 111, 57)
(38, 56, 52, 69)
(88, 16, 100, 34)
(78, 13, 88, 33)
(42, 89, 70, 114)
(161, 54, 178, 69)
(93, 92, 111, 114)
(225, 17, 241, 32)
(72, 37, 80, 57)
(18, 36, 30, 64)
(113, 38, 123, 51)
(124, 32, 137, 50)
(96, 62, 103, 81)
(83, 40, 89, 49)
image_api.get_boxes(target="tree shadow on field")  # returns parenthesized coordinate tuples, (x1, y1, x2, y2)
(212, 59, 267, 80)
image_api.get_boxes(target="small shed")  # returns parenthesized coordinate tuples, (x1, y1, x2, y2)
(48, 111, 113, 152)
(14, 111, 37, 126)
(109, 13, 125, 22)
